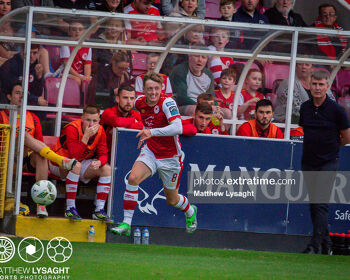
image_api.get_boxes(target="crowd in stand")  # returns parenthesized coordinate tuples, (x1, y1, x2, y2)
(0, 0, 349, 139)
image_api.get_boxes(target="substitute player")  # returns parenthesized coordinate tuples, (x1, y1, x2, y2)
(110, 72, 197, 235)
(0, 81, 77, 217)
(50, 105, 112, 222)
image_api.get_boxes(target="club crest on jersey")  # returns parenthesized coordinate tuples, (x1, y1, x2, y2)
(141, 109, 145, 113)
(154, 105, 159, 114)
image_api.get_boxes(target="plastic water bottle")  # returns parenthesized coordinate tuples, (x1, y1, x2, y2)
(88, 225, 95, 242)
(133, 227, 141, 245)
(142, 227, 149, 245)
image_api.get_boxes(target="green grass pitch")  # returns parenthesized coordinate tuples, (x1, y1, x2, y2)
(4, 240, 350, 280)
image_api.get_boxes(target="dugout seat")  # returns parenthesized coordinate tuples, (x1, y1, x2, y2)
(131, 52, 147, 78)
(205, 0, 221, 19)
(337, 97, 350, 119)
(46, 45, 61, 72)
(264, 64, 289, 92)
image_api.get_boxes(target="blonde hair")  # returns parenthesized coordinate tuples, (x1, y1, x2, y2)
(143, 72, 164, 87)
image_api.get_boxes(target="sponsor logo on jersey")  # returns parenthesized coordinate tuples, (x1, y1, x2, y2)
(154, 105, 159, 114)
(211, 129, 219, 135)
(166, 101, 175, 107)
(169, 106, 179, 116)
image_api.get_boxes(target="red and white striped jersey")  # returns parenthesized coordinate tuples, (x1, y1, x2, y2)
(135, 95, 181, 159)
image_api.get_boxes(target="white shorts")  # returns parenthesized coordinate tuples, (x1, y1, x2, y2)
(49, 159, 94, 184)
(136, 145, 183, 190)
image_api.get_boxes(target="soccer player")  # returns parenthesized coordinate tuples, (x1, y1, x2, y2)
(0, 81, 77, 217)
(49, 105, 112, 222)
(197, 93, 228, 135)
(110, 72, 197, 236)
(182, 102, 213, 135)
(237, 99, 284, 138)
(100, 84, 143, 155)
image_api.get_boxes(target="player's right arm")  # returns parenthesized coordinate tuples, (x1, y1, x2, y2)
(101, 108, 140, 128)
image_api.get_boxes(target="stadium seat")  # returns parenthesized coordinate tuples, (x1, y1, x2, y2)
(45, 77, 82, 121)
(336, 69, 350, 97)
(131, 52, 147, 77)
(46, 45, 61, 72)
(337, 97, 350, 119)
(264, 64, 289, 91)
(205, 0, 221, 19)
(266, 92, 277, 108)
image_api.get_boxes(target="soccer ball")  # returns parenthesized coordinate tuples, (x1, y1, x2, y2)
(31, 180, 57, 206)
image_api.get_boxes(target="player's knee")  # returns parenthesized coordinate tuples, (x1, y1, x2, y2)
(72, 162, 81, 174)
(100, 164, 111, 176)
(128, 172, 141, 185)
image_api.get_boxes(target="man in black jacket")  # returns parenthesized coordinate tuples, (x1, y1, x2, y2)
(264, 0, 306, 27)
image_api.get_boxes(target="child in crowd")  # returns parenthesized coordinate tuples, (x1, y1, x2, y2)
(60, 19, 92, 87)
(124, 0, 163, 44)
(208, 27, 234, 86)
(215, 68, 236, 110)
(219, 0, 236, 21)
(170, 0, 198, 17)
(135, 53, 173, 97)
(238, 69, 264, 120)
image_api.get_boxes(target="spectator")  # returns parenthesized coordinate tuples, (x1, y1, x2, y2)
(312, 4, 347, 60)
(237, 69, 264, 120)
(233, 0, 269, 24)
(300, 70, 350, 255)
(53, 0, 96, 9)
(169, 0, 198, 17)
(232, 0, 269, 49)
(214, 68, 236, 111)
(124, 0, 163, 44)
(208, 27, 234, 86)
(160, 24, 205, 76)
(135, 53, 172, 97)
(0, 81, 77, 217)
(93, 18, 127, 67)
(197, 92, 229, 134)
(49, 105, 113, 222)
(12, 0, 54, 9)
(274, 63, 335, 124)
(96, 0, 123, 12)
(88, 50, 130, 106)
(0, 0, 17, 62)
(182, 102, 214, 135)
(162, 0, 205, 19)
(219, 0, 236, 22)
(264, 0, 306, 27)
(100, 85, 143, 155)
(60, 18, 92, 87)
(237, 99, 284, 138)
(0, 44, 46, 106)
(170, 46, 214, 116)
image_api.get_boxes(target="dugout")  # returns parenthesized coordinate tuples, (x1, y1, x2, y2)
(0, 7, 349, 250)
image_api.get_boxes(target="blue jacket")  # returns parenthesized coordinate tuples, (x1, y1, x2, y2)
(233, 7, 269, 24)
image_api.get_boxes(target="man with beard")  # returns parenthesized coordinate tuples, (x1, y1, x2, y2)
(264, 0, 306, 27)
(237, 99, 284, 138)
(100, 85, 143, 156)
